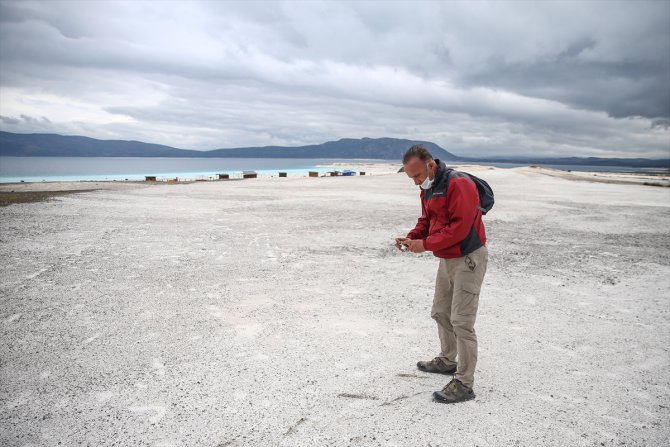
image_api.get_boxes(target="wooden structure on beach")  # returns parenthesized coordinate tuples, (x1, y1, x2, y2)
(309, 171, 319, 177)
(217, 173, 230, 180)
(242, 171, 258, 179)
(359, 172, 366, 176)
(278, 172, 287, 177)
(145, 176, 157, 181)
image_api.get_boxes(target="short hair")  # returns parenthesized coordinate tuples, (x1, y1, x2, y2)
(402, 144, 433, 164)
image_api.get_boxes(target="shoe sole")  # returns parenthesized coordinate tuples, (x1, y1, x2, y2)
(432, 391, 475, 404)
(416, 363, 456, 375)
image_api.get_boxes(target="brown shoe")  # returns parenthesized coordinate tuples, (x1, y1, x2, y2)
(416, 357, 456, 375)
(432, 378, 475, 404)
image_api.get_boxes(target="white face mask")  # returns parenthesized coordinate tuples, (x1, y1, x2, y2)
(419, 163, 434, 190)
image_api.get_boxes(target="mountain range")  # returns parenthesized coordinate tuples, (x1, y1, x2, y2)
(0, 131, 668, 168)
(0, 132, 456, 160)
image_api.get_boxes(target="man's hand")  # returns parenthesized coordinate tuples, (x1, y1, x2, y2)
(395, 237, 409, 250)
(406, 239, 426, 253)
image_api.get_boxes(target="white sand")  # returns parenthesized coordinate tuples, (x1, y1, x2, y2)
(1, 167, 669, 446)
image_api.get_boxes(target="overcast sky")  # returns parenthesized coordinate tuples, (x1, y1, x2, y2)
(0, 0, 669, 158)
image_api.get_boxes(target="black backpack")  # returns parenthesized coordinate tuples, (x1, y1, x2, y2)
(446, 169, 495, 215)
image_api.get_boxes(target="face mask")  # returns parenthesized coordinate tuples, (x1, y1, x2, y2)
(419, 163, 434, 190)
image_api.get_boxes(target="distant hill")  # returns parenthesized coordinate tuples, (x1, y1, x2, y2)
(0, 132, 459, 160)
(0, 132, 195, 157)
(0, 131, 667, 167)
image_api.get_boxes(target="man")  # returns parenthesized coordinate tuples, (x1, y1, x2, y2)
(396, 144, 488, 404)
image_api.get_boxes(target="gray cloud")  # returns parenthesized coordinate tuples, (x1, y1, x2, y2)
(1, 113, 50, 125)
(0, 0, 668, 158)
(463, 41, 669, 121)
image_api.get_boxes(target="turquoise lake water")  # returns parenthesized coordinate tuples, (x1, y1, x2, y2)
(0, 157, 380, 183)
(0, 156, 665, 183)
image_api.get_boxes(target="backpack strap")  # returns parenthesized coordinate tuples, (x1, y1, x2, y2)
(446, 169, 485, 214)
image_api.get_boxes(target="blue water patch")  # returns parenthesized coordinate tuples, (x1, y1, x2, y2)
(1, 156, 662, 183)
(0, 167, 339, 183)
(0, 157, 378, 183)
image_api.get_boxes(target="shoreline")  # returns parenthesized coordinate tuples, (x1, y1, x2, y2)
(2, 158, 668, 186)
(1, 163, 667, 189)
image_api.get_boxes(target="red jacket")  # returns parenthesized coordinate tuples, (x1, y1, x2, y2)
(406, 160, 486, 259)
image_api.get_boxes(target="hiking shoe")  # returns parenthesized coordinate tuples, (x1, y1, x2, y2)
(432, 378, 475, 404)
(416, 357, 456, 375)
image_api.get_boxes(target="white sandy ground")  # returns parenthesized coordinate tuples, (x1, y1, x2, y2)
(1, 166, 669, 447)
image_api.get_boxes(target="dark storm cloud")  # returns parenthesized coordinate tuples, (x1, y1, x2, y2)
(0, 0, 668, 157)
(462, 40, 670, 121)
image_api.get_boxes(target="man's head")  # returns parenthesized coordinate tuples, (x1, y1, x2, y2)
(403, 144, 437, 187)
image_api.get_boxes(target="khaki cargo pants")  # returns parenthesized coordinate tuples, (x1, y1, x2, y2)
(432, 244, 488, 388)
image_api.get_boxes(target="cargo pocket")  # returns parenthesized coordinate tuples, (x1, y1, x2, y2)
(453, 279, 480, 319)
(455, 269, 481, 294)
(461, 281, 481, 295)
